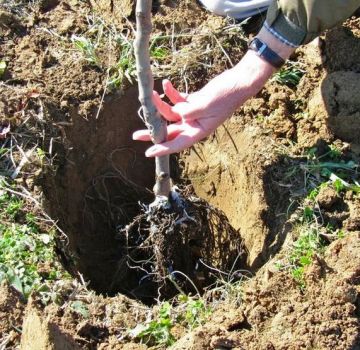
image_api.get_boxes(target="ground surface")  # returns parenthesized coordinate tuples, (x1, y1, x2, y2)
(0, 0, 359, 349)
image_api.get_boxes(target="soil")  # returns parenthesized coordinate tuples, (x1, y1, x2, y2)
(172, 232, 360, 350)
(0, 0, 360, 349)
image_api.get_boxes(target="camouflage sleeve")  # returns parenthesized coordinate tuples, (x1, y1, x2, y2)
(265, 0, 360, 47)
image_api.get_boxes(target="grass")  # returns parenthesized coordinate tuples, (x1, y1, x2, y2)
(273, 61, 305, 86)
(0, 181, 70, 302)
(275, 203, 326, 290)
(278, 143, 359, 289)
(107, 33, 137, 90)
(177, 294, 212, 329)
(71, 35, 99, 66)
(130, 294, 212, 346)
(284, 144, 359, 197)
(130, 301, 175, 346)
(128, 254, 249, 346)
(289, 226, 324, 289)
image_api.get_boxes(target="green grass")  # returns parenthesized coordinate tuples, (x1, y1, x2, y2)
(0, 184, 69, 302)
(130, 301, 175, 347)
(107, 34, 136, 90)
(69, 15, 174, 91)
(71, 35, 99, 66)
(285, 144, 359, 197)
(177, 294, 212, 329)
(130, 295, 211, 346)
(289, 228, 324, 289)
(283, 141, 360, 290)
(273, 61, 305, 86)
(279, 143, 359, 289)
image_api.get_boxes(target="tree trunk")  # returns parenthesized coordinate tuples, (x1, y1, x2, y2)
(134, 0, 172, 198)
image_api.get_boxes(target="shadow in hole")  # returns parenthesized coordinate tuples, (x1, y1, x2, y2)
(42, 86, 156, 295)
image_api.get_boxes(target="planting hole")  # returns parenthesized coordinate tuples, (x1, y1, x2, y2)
(42, 86, 247, 302)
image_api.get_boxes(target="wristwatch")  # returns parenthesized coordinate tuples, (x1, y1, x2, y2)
(248, 37, 285, 69)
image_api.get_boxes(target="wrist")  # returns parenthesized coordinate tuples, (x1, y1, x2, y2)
(248, 37, 285, 69)
(256, 26, 295, 61)
(232, 50, 275, 99)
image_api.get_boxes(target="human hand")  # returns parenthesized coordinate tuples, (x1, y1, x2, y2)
(132, 79, 234, 157)
(133, 39, 287, 158)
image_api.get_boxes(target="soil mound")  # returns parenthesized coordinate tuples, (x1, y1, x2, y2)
(172, 232, 360, 350)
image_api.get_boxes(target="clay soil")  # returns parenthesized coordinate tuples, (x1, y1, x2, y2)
(0, 0, 360, 349)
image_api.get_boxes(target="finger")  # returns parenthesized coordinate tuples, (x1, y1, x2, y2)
(133, 123, 185, 142)
(163, 79, 187, 104)
(132, 129, 151, 141)
(152, 91, 181, 122)
(145, 124, 206, 157)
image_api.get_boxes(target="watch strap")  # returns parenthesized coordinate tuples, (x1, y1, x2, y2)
(248, 37, 285, 69)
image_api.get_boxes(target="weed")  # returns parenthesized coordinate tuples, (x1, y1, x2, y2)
(0, 185, 69, 301)
(330, 173, 360, 195)
(302, 206, 314, 223)
(130, 301, 175, 346)
(177, 294, 212, 329)
(328, 144, 342, 160)
(129, 293, 212, 346)
(0, 193, 22, 220)
(256, 114, 265, 123)
(149, 35, 171, 61)
(70, 300, 90, 318)
(151, 46, 170, 61)
(273, 61, 305, 86)
(289, 229, 324, 289)
(107, 34, 136, 90)
(336, 229, 346, 239)
(71, 35, 99, 66)
(284, 145, 359, 197)
(36, 147, 46, 167)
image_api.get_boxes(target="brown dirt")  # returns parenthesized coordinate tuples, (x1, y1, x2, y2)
(181, 124, 293, 270)
(172, 232, 360, 350)
(19, 290, 147, 349)
(0, 1, 360, 349)
(0, 282, 25, 347)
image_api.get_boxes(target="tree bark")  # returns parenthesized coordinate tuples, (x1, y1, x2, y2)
(134, 0, 172, 198)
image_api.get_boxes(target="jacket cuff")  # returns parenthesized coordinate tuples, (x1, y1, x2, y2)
(265, 2, 306, 48)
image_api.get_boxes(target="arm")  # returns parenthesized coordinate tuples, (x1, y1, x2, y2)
(133, 0, 359, 157)
(133, 28, 295, 157)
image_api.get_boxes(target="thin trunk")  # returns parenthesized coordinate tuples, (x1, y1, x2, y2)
(134, 0, 171, 198)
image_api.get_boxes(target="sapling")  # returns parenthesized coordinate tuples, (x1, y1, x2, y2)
(134, 0, 172, 200)
(119, 0, 247, 300)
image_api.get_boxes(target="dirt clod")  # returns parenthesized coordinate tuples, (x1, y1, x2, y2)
(316, 186, 340, 209)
